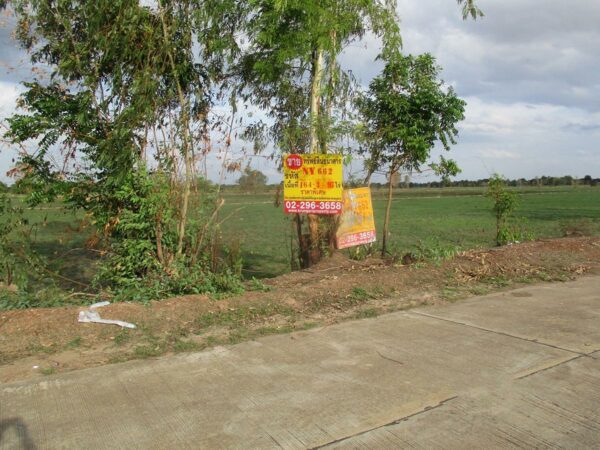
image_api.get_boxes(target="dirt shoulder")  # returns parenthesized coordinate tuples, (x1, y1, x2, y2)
(1, 236, 599, 383)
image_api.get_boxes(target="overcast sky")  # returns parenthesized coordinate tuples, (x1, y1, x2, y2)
(1, 0, 599, 184)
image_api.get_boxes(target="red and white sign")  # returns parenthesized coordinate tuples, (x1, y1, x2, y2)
(283, 153, 343, 215)
(285, 153, 303, 170)
(337, 230, 377, 249)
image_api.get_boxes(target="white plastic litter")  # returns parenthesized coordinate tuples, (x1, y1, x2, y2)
(78, 301, 136, 329)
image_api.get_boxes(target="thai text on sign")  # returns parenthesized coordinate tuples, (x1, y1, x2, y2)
(336, 187, 377, 249)
(283, 153, 343, 214)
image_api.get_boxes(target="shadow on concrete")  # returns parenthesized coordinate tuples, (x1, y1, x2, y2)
(0, 418, 37, 450)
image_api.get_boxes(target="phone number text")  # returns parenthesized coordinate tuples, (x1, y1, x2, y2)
(284, 200, 342, 214)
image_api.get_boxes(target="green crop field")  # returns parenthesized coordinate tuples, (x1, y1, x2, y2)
(5, 185, 600, 286)
(221, 185, 600, 277)
(3, 198, 96, 288)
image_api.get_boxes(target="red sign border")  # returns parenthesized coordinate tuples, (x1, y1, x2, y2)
(284, 200, 342, 215)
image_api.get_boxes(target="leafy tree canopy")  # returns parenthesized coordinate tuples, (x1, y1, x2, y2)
(356, 52, 466, 255)
(238, 0, 401, 154)
(357, 53, 466, 179)
(237, 166, 268, 192)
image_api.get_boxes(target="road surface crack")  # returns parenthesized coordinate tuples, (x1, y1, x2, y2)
(376, 350, 403, 365)
(410, 311, 588, 357)
(265, 431, 284, 449)
(310, 396, 457, 449)
(515, 355, 584, 380)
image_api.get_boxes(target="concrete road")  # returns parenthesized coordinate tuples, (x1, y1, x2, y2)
(1, 276, 599, 449)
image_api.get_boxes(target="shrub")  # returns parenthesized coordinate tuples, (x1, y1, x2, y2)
(91, 168, 244, 301)
(486, 174, 534, 245)
(0, 195, 43, 290)
(486, 174, 518, 246)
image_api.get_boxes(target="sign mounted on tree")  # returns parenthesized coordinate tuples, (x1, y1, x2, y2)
(336, 187, 377, 249)
(283, 154, 343, 214)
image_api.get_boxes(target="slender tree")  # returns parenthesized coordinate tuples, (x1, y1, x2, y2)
(239, 0, 401, 267)
(486, 173, 518, 246)
(356, 54, 465, 256)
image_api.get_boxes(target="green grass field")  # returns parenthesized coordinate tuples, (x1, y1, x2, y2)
(9, 200, 98, 288)
(5, 186, 600, 286)
(220, 185, 600, 277)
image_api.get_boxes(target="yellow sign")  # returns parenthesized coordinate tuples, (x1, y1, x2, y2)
(283, 153, 343, 214)
(336, 187, 377, 249)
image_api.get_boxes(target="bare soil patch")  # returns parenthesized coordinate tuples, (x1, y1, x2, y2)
(1, 236, 599, 383)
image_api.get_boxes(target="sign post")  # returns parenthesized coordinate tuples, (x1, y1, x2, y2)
(283, 153, 343, 215)
(336, 187, 377, 249)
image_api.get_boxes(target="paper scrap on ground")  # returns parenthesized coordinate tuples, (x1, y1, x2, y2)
(78, 301, 136, 329)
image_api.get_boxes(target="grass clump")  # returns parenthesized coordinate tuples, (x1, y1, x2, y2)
(407, 238, 462, 265)
(172, 339, 203, 353)
(0, 287, 90, 311)
(348, 287, 373, 302)
(247, 277, 271, 292)
(354, 308, 379, 319)
(253, 325, 295, 336)
(66, 336, 82, 349)
(133, 344, 165, 359)
(113, 329, 132, 346)
(194, 303, 295, 331)
(40, 367, 56, 376)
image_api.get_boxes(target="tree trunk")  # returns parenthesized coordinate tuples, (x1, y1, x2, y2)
(307, 215, 321, 265)
(159, 5, 193, 258)
(496, 214, 504, 246)
(309, 46, 324, 154)
(363, 153, 380, 186)
(294, 214, 310, 269)
(156, 212, 164, 266)
(364, 168, 375, 186)
(322, 30, 336, 154)
(381, 168, 396, 257)
(177, 141, 193, 257)
(306, 45, 326, 266)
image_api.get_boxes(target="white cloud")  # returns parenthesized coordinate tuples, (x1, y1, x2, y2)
(1, 0, 600, 184)
(0, 80, 22, 114)
(461, 98, 600, 136)
(453, 98, 600, 179)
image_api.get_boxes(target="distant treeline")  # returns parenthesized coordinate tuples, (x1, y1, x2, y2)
(3, 174, 599, 196)
(369, 175, 600, 189)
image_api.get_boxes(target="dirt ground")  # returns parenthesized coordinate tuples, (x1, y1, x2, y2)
(1, 236, 599, 384)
